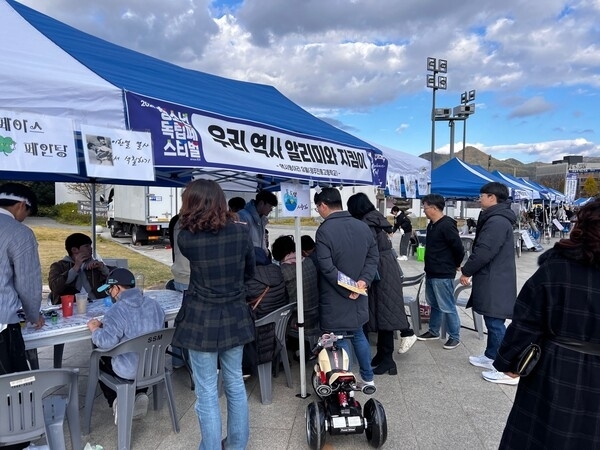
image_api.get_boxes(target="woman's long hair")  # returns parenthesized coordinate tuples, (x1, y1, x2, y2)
(178, 179, 236, 233)
(554, 198, 600, 267)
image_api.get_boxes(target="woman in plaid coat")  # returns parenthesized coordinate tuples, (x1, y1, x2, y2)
(173, 179, 256, 450)
(494, 198, 600, 449)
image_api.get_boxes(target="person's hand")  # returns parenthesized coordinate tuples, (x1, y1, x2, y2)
(72, 252, 87, 271)
(349, 291, 359, 300)
(505, 372, 519, 378)
(87, 318, 102, 332)
(86, 260, 105, 270)
(459, 274, 471, 286)
(31, 314, 45, 330)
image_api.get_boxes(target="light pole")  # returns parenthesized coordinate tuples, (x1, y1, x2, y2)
(460, 90, 476, 161)
(426, 57, 447, 170)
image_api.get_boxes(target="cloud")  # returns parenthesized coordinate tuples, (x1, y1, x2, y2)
(16, 0, 600, 164)
(508, 96, 555, 118)
(481, 138, 599, 163)
(396, 123, 410, 134)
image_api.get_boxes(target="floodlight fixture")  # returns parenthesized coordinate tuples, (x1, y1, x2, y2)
(427, 57, 436, 71)
(426, 56, 450, 170)
(426, 74, 436, 89)
(458, 89, 477, 161)
(435, 108, 452, 118)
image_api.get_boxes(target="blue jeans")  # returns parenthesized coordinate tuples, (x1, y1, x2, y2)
(425, 278, 461, 341)
(483, 316, 506, 360)
(189, 346, 249, 450)
(332, 328, 374, 382)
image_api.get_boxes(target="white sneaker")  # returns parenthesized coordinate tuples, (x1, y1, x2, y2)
(133, 393, 149, 420)
(396, 256, 402, 261)
(399, 256, 408, 261)
(398, 334, 417, 354)
(482, 370, 519, 385)
(469, 354, 495, 370)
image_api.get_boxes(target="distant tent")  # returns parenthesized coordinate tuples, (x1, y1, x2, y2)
(573, 197, 594, 206)
(432, 158, 514, 199)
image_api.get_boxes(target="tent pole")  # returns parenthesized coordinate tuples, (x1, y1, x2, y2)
(91, 181, 97, 256)
(295, 215, 308, 398)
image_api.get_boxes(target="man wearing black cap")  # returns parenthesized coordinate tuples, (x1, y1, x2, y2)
(87, 268, 165, 422)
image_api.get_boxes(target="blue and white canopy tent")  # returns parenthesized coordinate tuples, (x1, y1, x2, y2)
(0, 0, 381, 189)
(492, 170, 541, 201)
(371, 144, 430, 198)
(0, 0, 391, 398)
(573, 197, 594, 206)
(431, 158, 510, 199)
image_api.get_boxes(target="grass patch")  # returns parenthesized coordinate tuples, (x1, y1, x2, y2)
(32, 226, 172, 290)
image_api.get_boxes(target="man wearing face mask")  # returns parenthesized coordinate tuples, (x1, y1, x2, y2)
(87, 268, 165, 422)
(48, 233, 111, 303)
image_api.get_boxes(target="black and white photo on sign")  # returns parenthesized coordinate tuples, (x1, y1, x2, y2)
(80, 124, 155, 181)
(86, 135, 114, 166)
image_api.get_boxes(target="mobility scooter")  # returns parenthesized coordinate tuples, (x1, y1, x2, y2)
(305, 333, 388, 449)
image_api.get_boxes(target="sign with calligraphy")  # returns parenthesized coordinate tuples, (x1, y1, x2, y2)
(80, 124, 154, 181)
(125, 92, 374, 185)
(279, 182, 311, 217)
(0, 109, 78, 174)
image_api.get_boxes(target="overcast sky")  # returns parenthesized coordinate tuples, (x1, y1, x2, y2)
(19, 0, 600, 163)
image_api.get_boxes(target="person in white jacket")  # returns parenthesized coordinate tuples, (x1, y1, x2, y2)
(87, 268, 165, 422)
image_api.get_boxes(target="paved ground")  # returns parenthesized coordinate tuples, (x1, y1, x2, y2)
(27, 219, 553, 450)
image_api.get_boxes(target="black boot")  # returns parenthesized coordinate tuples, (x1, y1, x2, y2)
(372, 330, 397, 375)
(371, 336, 385, 367)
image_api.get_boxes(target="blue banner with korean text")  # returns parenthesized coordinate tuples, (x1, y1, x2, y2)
(124, 91, 375, 185)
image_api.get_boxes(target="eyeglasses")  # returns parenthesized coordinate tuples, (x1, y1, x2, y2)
(314, 203, 322, 213)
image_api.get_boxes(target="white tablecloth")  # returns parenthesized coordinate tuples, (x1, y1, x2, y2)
(22, 290, 182, 350)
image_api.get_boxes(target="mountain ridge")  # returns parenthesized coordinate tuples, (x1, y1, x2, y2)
(418, 146, 600, 179)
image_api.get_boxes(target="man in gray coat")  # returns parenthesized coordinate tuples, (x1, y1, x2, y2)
(314, 188, 379, 386)
(460, 182, 517, 385)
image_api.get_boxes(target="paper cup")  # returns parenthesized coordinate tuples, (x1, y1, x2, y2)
(76, 293, 88, 314)
(60, 295, 74, 318)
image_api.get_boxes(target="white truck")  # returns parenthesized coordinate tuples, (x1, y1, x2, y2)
(106, 186, 180, 245)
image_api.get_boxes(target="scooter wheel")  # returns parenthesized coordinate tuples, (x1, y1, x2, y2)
(364, 398, 387, 448)
(306, 401, 326, 450)
(311, 371, 323, 398)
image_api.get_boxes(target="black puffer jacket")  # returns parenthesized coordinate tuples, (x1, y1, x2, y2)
(361, 210, 410, 332)
(245, 263, 288, 364)
(462, 201, 517, 319)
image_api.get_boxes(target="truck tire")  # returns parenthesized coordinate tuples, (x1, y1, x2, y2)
(110, 223, 118, 237)
(131, 225, 148, 246)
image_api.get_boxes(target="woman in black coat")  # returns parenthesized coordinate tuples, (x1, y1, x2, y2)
(494, 199, 600, 449)
(347, 193, 414, 375)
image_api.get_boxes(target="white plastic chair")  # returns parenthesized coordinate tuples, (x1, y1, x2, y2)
(0, 368, 81, 450)
(254, 302, 296, 405)
(402, 273, 425, 333)
(440, 281, 484, 340)
(83, 328, 179, 450)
